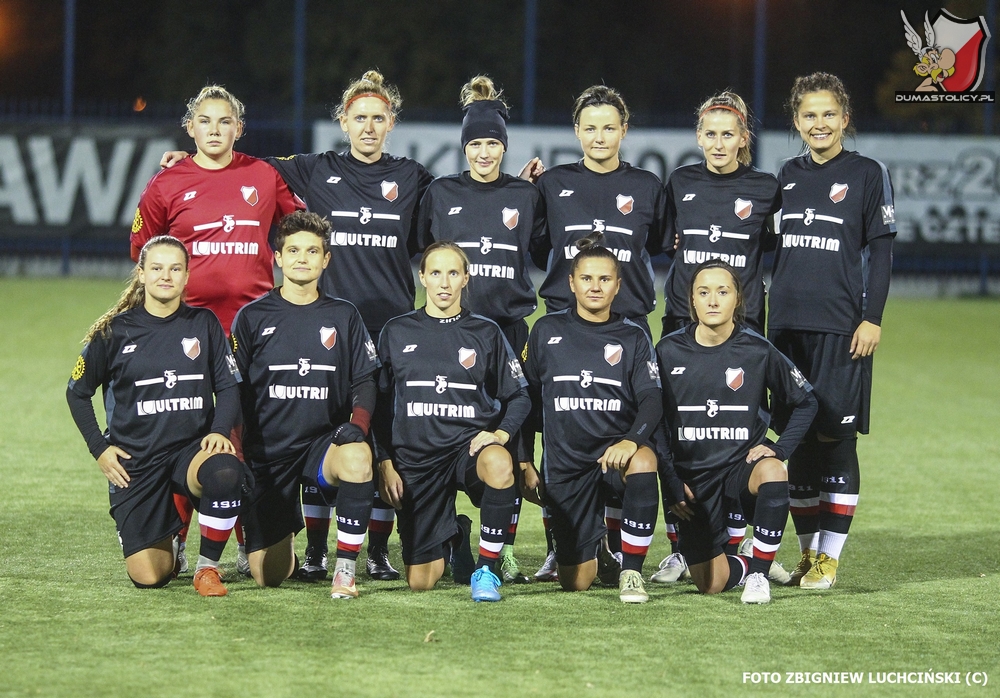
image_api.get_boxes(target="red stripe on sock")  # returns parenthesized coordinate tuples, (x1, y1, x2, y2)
(304, 518, 331, 532)
(752, 545, 776, 562)
(621, 541, 649, 555)
(199, 524, 233, 543)
(728, 535, 743, 547)
(790, 505, 819, 516)
(478, 546, 500, 560)
(820, 502, 857, 516)
(234, 518, 245, 545)
(605, 518, 621, 531)
(368, 519, 393, 534)
(337, 542, 362, 554)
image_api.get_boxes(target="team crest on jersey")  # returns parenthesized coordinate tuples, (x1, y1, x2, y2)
(829, 183, 849, 203)
(223, 215, 236, 233)
(181, 337, 201, 360)
(734, 198, 752, 220)
(481, 237, 493, 254)
(726, 367, 745, 391)
(435, 375, 448, 394)
(164, 370, 178, 389)
(241, 186, 259, 206)
(459, 347, 477, 369)
(616, 195, 634, 215)
(706, 399, 719, 418)
(359, 207, 373, 225)
(298, 358, 311, 376)
(604, 344, 622, 366)
(320, 326, 337, 350)
(502, 207, 519, 230)
(580, 370, 594, 388)
(381, 181, 398, 202)
(709, 225, 723, 243)
(803, 208, 816, 226)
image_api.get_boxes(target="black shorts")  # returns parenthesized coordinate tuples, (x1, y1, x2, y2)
(500, 319, 532, 462)
(110, 439, 203, 558)
(676, 460, 756, 566)
(543, 465, 626, 566)
(242, 431, 335, 553)
(769, 330, 872, 438)
(396, 448, 485, 566)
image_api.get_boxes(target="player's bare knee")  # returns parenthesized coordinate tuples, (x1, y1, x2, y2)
(478, 446, 515, 488)
(756, 457, 787, 483)
(325, 442, 372, 484)
(625, 446, 657, 476)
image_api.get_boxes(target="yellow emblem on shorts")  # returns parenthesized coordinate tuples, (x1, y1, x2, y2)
(71, 355, 86, 381)
(131, 209, 143, 234)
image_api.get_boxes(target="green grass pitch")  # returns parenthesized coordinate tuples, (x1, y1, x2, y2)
(0, 278, 997, 697)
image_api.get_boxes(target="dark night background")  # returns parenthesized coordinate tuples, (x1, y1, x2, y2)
(0, 0, 995, 142)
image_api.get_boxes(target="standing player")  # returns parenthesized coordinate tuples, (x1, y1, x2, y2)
(652, 91, 781, 584)
(133, 85, 303, 574)
(656, 261, 817, 603)
(768, 73, 896, 589)
(522, 236, 662, 603)
(374, 242, 530, 602)
(531, 85, 666, 579)
(67, 236, 245, 596)
(231, 212, 379, 598)
(416, 75, 546, 585)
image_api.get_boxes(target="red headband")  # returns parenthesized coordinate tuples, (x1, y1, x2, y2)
(699, 105, 746, 125)
(344, 92, 393, 112)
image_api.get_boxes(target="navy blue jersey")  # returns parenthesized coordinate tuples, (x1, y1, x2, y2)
(417, 172, 545, 326)
(524, 309, 661, 483)
(769, 150, 896, 335)
(376, 308, 529, 465)
(67, 304, 239, 468)
(534, 161, 666, 319)
(656, 325, 813, 477)
(267, 151, 433, 334)
(662, 163, 780, 326)
(231, 289, 379, 466)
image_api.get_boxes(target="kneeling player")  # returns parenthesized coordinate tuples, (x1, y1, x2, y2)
(374, 242, 530, 602)
(521, 236, 662, 603)
(231, 212, 378, 598)
(67, 236, 244, 596)
(656, 261, 817, 603)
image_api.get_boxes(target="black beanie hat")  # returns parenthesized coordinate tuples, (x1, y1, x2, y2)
(461, 100, 509, 150)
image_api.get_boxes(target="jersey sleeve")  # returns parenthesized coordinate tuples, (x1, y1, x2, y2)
(131, 177, 169, 261)
(271, 164, 307, 222)
(408, 164, 436, 256)
(229, 304, 253, 379)
(627, 325, 662, 396)
(372, 326, 397, 463)
(662, 179, 678, 257)
(644, 182, 667, 256)
(861, 159, 897, 244)
(67, 334, 112, 459)
(761, 183, 782, 253)
(264, 153, 321, 198)
(528, 187, 548, 271)
(415, 182, 437, 251)
(206, 312, 241, 393)
(347, 305, 380, 381)
(765, 342, 817, 458)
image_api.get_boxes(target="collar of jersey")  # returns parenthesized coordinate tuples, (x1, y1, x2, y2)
(700, 162, 749, 180)
(460, 171, 507, 190)
(802, 148, 851, 170)
(420, 306, 469, 324)
(569, 306, 620, 327)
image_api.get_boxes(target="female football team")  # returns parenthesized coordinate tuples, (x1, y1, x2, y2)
(69, 70, 893, 604)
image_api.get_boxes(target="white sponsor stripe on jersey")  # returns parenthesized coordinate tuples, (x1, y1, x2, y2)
(198, 513, 238, 530)
(721, 232, 751, 240)
(177, 374, 204, 381)
(677, 405, 706, 411)
(815, 214, 844, 224)
(592, 377, 623, 387)
(456, 242, 478, 247)
(683, 229, 709, 236)
(493, 243, 518, 251)
(330, 211, 359, 217)
(310, 365, 337, 372)
(718, 405, 749, 412)
(621, 530, 653, 548)
(337, 531, 366, 547)
(782, 213, 803, 220)
(302, 505, 333, 520)
(134, 378, 162, 386)
(819, 492, 859, 505)
(564, 224, 592, 232)
(192, 222, 224, 231)
(605, 225, 633, 235)
(234, 220, 261, 227)
(269, 365, 300, 371)
(552, 375, 581, 382)
(405, 381, 437, 387)
(446, 382, 477, 391)
(781, 213, 844, 225)
(372, 213, 402, 221)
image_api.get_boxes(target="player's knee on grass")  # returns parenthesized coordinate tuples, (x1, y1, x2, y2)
(476, 445, 515, 489)
(125, 540, 175, 587)
(405, 559, 445, 590)
(624, 445, 657, 477)
(130, 573, 172, 589)
(689, 555, 730, 595)
(324, 441, 372, 485)
(557, 559, 597, 591)
(249, 537, 295, 587)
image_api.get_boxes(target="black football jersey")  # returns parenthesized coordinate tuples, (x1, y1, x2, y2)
(267, 151, 434, 334)
(67, 304, 239, 468)
(377, 308, 529, 465)
(769, 150, 896, 335)
(231, 289, 379, 466)
(524, 309, 661, 483)
(662, 163, 780, 326)
(534, 161, 666, 319)
(656, 325, 813, 477)
(416, 172, 545, 326)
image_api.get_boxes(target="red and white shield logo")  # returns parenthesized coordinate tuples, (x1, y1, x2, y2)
(459, 347, 477, 369)
(604, 343, 623, 366)
(726, 367, 744, 391)
(381, 181, 398, 202)
(181, 337, 201, 360)
(320, 327, 337, 350)
(930, 10, 992, 91)
(241, 186, 259, 206)
(734, 198, 752, 220)
(616, 195, 634, 215)
(502, 208, 519, 230)
(829, 183, 849, 203)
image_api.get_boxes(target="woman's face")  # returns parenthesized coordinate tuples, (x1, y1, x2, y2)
(697, 111, 747, 175)
(569, 255, 620, 316)
(139, 245, 189, 305)
(340, 97, 394, 161)
(793, 90, 849, 163)
(420, 248, 469, 315)
(691, 266, 739, 329)
(186, 99, 241, 160)
(575, 104, 626, 169)
(465, 138, 505, 182)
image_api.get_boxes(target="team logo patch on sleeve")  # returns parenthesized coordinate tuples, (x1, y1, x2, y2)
(829, 183, 849, 203)
(604, 344, 623, 366)
(726, 367, 745, 391)
(734, 198, 753, 220)
(459, 347, 477, 369)
(71, 355, 86, 381)
(881, 204, 896, 225)
(241, 186, 259, 206)
(231, 335, 238, 353)
(502, 208, 520, 230)
(616, 195, 634, 215)
(381, 181, 398, 202)
(647, 361, 659, 381)
(365, 339, 377, 362)
(131, 209, 143, 234)
(509, 359, 524, 380)
(790, 366, 807, 387)
(181, 337, 201, 360)
(320, 327, 337, 350)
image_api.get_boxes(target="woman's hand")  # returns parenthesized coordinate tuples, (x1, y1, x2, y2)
(200, 433, 236, 455)
(159, 151, 190, 169)
(97, 445, 132, 488)
(519, 461, 544, 506)
(669, 483, 696, 521)
(469, 429, 509, 456)
(597, 439, 638, 472)
(379, 460, 404, 509)
(518, 157, 545, 183)
(746, 443, 776, 463)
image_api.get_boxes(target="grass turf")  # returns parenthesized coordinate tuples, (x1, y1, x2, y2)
(0, 278, 997, 697)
